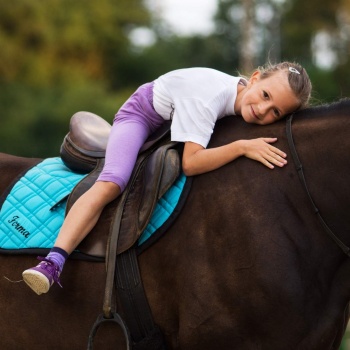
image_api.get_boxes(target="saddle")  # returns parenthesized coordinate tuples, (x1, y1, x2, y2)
(60, 111, 111, 173)
(61, 111, 179, 349)
(60, 111, 180, 257)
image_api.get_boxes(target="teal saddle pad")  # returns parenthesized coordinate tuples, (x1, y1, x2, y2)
(0, 158, 87, 249)
(0, 157, 187, 253)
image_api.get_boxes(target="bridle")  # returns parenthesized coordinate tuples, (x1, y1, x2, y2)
(286, 114, 350, 257)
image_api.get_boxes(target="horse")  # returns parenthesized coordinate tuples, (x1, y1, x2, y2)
(0, 99, 350, 350)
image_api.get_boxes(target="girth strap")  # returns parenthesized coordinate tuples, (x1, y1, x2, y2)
(286, 114, 350, 257)
(116, 248, 165, 348)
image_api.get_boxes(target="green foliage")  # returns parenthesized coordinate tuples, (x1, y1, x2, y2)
(304, 67, 340, 104)
(212, 0, 350, 101)
(0, 0, 150, 86)
(119, 34, 240, 85)
(1, 0, 350, 158)
(282, 0, 342, 61)
(0, 0, 149, 157)
(0, 81, 121, 157)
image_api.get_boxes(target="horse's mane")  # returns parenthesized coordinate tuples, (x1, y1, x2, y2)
(295, 98, 350, 119)
(212, 98, 350, 149)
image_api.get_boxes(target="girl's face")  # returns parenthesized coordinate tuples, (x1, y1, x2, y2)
(238, 71, 300, 125)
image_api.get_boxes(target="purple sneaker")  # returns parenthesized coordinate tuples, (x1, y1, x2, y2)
(22, 257, 62, 295)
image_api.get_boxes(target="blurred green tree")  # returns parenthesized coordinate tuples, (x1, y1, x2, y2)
(211, 0, 350, 102)
(282, 0, 341, 62)
(0, 0, 150, 86)
(0, 0, 150, 157)
(2, 0, 350, 158)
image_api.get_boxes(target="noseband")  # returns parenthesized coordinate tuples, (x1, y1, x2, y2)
(286, 114, 350, 257)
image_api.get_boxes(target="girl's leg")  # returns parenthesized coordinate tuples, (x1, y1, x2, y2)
(21, 182, 120, 295)
(54, 181, 121, 254)
(22, 119, 152, 295)
(52, 117, 151, 254)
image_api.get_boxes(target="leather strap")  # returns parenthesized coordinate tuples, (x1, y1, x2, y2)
(103, 152, 150, 318)
(116, 248, 165, 348)
(89, 125, 172, 348)
(87, 153, 150, 350)
(286, 115, 350, 257)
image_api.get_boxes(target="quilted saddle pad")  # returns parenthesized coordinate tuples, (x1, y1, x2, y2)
(0, 157, 87, 250)
(0, 156, 187, 253)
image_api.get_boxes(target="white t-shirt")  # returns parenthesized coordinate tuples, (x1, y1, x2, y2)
(153, 67, 243, 148)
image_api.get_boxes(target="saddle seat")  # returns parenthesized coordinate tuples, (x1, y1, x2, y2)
(60, 111, 179, 258)
(60, 111, 112, 173)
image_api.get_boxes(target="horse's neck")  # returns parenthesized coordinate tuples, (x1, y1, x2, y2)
(291, 114, 350, 260)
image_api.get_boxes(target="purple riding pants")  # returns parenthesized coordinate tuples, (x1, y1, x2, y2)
(97, 82, 165, 192)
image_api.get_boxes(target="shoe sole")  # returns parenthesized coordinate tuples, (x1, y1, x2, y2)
(22, 270, 51, 295)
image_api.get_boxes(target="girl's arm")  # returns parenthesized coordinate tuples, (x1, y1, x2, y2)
(182, 138, 287, 176)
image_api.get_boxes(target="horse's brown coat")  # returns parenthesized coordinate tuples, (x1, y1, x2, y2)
(1, 100, 350, 349)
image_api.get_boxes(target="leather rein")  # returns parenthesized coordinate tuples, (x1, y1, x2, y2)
(286, 114, 350, 257)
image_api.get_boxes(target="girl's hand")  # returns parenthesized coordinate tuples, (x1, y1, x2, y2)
(240, 138, 287, 169)
(181, 138, 286, 176)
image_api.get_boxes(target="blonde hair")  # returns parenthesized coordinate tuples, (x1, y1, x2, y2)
(257, 61, 312, 110)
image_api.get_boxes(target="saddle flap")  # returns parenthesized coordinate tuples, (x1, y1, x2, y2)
(157, 149, 180, 199)
(117, 143, 180, 254)
(139, 121, 171, 153)
(139, 143, 180, 229)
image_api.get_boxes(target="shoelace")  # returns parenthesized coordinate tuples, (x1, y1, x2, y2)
(37, 256, 63, 288)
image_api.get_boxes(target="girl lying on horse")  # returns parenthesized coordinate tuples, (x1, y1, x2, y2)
(22, 61, 312, 295)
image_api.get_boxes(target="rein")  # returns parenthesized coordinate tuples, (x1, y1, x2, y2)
(286, 114, 350, 257)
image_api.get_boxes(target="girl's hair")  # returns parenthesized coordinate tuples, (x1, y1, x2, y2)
(258, 61, 312, 109)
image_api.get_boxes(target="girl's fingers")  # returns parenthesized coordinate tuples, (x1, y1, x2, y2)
(268, 150, 287, 163)
(246, 138, 288, 168)
(264, 160, 275, 169)
(262, 137, 278, 143)
(265, 152, 287, 167)
(260, 138, 287, 158)
(267, 145, 287, 158)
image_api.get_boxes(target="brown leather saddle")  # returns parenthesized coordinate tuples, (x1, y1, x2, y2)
(60, 111, 180, 259)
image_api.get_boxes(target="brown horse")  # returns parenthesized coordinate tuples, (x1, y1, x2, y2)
(1, 99, 350, 349)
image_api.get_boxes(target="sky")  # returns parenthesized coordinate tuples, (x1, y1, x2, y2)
(147, 0, 218, 36)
